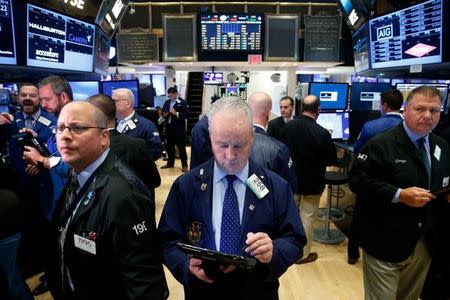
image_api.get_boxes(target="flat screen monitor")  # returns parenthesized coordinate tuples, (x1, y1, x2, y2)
(0, 0, 17, 65)
(309, 83, 349, 110)
(1, 83, 18, 93)
(68, 81, 100, 101)
(101, 80, 139, 108)
(0, 89, 11, 105)
(317, 112, 350, 140)
(0, 105, 9, 113)
(153, 95, 166, 108)
(369, 0, 443, 69)
(27, 4, 95, 72)
(396, 83, 448, 111)
(338, 0, 368, 31)
(352, 22, 370, 73)
(203, 72, 223, 85)
(94, 28, 110, 75)
(96, 0, 129, 39)
(350, 82, 392, 111)
(199, 13, 263, 60)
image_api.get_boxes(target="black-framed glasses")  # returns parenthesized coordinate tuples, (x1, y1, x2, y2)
(56, 124, 106, 135)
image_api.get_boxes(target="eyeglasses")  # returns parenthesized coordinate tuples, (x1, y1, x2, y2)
(56, 124, 106, 135)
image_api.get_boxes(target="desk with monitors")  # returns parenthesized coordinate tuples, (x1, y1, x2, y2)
(316, 112, 350, 140)
(369, 0, 443, 69)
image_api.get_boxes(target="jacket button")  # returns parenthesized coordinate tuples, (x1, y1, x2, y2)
(418, 223, 422, 228)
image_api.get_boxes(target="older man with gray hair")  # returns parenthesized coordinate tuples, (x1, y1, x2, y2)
(112, 88, 162, 160)
(159, 96, 305, 299)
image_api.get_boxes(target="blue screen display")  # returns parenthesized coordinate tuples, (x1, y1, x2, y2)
(369, 0, 442, 69)
(101, 80, 139, 108)
(309, 83, 349, 110)
(396, 83, 448, 111)
(352, 22, 370, 73)
(350, 82, 392, 111)
(0, 0, 16, 65)
(316, 112, 350, 140)
(68, 81, 100, 101)
(0, 89, 11, 105)
(27, 4, 95, 72)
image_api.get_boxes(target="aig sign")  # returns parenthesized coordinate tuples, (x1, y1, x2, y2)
(377, 24, 393, 41)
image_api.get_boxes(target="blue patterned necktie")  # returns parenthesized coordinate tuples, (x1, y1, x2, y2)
(220, 175, 241, 254)
(417, 138, 431, 187)
(25, 115, 34, 130)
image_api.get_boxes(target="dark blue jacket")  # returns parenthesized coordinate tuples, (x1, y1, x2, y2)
(353, 113, 403, 154)
(158, 158, 305, 299)
(163, 97, 189, 134)
(190, 115, 211, 169)
(251, 126, 297, 192)
(120, 112, 162, 160)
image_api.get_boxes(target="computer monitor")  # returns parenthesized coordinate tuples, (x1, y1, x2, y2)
(396, 83, 448, 111)
(101, 80, 139, 108)
(316, 112, 350, 140)
(0, 89, 11, 105)
(309, 83, 349, 110)
(350, 82, 392, 111)
(203, 72, 223, 85)
(68, 81, 100, 101)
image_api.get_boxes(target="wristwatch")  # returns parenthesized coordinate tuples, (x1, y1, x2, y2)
(37, 157, 45, 168)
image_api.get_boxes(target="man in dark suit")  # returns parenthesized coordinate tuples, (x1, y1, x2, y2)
(267, 96, 295, 142)
(87, 94, 161, 192)
(161, 87, 189, 172)
(348, 88, 404, 264)
(190, 115, 211, 169)
(113, 88, 162, 161)
(349, 86, 450, 300)
(282, 95, 337, 264)
(158, 97, 305, 300)
(248, 92, 297, 192)
(47, 101, 167, 299)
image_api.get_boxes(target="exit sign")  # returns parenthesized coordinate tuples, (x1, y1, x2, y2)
(248, 54, 262, 65)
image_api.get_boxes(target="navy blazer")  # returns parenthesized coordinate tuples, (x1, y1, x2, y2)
(353, 113, 403, 154)
(163, 97, 189, 134)
(158, 159, 305, 299)
(120, 112, 162, 160)
(251, 126, 297, 192)
(350, 124, 450, 262)
(190, 115, 212, 169)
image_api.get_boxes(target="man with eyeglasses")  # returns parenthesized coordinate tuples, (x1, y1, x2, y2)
(46, 101, 168, 299)
(112, 88, 162, 161)
(349, 86, 450, 300)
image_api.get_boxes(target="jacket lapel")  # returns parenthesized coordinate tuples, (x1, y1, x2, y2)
(192, 160, 216, 249)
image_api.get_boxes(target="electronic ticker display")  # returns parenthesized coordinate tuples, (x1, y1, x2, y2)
(27, 4, 95, 72)
(369, 0, 443, 69)
(200, 14, 262, 51)
(0, 0, 16, 65)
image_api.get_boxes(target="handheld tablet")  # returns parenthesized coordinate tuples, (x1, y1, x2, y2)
(176, 242, 257, 271)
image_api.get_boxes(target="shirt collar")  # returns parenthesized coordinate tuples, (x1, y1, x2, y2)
(253, 124, 266, 132)
(213, 160, 249, 185)
(76, 148, 110, 189)
(385, 112, 403, 118)
(402, 121, 429, 144)
(283, 115, 294, 123)
(23, 108, 41, 121)
(119, 112, 135, 123)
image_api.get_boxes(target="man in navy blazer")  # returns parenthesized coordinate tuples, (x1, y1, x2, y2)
(161, 87, 189, 172)
(158, 97, 305, 299)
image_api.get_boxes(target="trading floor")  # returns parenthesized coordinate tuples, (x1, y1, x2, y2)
(26, 147, 364, 300)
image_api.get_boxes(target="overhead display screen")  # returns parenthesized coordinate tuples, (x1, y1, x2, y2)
(352, 22, 370, 73)
(396, 83, 448, 111)
(200, 14, 262, 51)
(27, 4, 95, 72)
(0, 0, 16, 65)
(369, 0, 443, 69)
(30, 0, 103, 23)
(97, 0, 129, 39)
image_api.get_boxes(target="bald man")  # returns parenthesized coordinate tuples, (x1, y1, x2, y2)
(248, 92, 297, 192)
(47, 102, 167, 299)
(282, 95, 337, 264)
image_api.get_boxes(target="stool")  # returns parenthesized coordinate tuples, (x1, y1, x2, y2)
(314, 171, 348, 244)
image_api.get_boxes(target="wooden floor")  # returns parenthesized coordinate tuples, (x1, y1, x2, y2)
(28, 147, 364, 299)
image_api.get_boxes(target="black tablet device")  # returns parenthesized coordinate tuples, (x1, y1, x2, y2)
(432, 185, 450, 197)
(176, 242, 257, 271)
